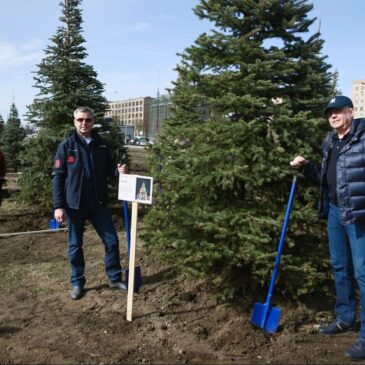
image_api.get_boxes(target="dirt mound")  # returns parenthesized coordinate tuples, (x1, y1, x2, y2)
(0, 211, 358, 364)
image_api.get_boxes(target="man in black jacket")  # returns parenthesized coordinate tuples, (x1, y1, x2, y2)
(291, 96, 365, 361)
(52, 106, 127, 301)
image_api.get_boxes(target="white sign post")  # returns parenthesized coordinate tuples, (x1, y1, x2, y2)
(118, 174, 153, 322)
(126, 201, 138, 322)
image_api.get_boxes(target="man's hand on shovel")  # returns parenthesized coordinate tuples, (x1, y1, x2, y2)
(290, 156, 308, 169)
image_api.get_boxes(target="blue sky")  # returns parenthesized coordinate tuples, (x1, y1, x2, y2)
(0, 0, 364, 123)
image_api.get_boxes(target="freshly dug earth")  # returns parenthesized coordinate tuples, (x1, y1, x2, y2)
(0, 158, 360, 365)
(0, 208, 361, 364)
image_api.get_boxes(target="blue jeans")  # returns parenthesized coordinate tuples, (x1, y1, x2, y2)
(327, 203, 365, 338)
(66, 206, 122, 287)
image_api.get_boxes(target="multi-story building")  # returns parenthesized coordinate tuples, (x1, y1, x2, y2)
(148, 93, 172, 139)
(105, 97, 153, 137)
(352, 79, 365, 118)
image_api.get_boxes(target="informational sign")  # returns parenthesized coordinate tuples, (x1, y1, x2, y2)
(118, 174, 153, 205)
(118, 174, 154, 321)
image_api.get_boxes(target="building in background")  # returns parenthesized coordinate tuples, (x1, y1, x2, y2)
(149, 92, 172, 140)
(105, 97, 153, 137)
(352, 79, 365, 118)
(105, 94, 173, 140)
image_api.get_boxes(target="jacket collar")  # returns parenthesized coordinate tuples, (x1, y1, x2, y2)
(350, 118, 365, 138)
(326, 118, 365, 144)
(73, 130, 101, 146)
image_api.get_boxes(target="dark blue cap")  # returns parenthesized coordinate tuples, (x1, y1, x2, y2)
(325, 95, 353, 114)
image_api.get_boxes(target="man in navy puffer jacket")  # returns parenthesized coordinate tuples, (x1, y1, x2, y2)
(291, 96, 365, 361)
(52, 106, 128, 301)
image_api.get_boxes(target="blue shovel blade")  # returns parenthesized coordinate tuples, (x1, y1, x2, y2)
(251, 302, 281, 334)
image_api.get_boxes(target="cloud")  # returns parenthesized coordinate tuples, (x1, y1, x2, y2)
(104, 21, 150, 38)
(124, 21, 150, 32)
(0, 39, 43, 67)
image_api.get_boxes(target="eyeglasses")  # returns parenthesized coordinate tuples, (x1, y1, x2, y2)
(75, 118, 93, 123)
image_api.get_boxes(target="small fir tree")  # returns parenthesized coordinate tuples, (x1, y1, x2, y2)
(144, 0, 335, 300)
(101, 117, 128, 164)
(101, 117, 129, 205)
(2, 103, 26, 171)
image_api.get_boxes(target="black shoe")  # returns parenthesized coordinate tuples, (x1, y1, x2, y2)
(319, 320, 354, 335)
(345, 338, 365, 361)
(70, 285, 84, 300)
(108, 280, 127, 291)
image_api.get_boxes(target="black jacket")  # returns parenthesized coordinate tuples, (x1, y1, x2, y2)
(52, 131, 117, 210)
(304, 118, 365, 224)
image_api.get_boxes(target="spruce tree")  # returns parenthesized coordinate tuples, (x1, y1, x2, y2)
(26, 0, 108, 135)
(144, 0, 335, 300)
(18, 0, 120, 208)
(2, 103, 26, 171)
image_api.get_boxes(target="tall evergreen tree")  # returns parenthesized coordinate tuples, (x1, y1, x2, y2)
(18, 0, 120, 207)
(144, 0, 335, 300)
(2, 103, 25, 171)
(26, 0, 108, 135)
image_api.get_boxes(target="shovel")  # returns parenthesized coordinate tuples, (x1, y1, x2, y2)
(123, 200, 142, 293)
(251, 176, 297, 334)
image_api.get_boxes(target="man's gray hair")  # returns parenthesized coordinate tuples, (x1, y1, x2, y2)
(73, 106, 96, 119)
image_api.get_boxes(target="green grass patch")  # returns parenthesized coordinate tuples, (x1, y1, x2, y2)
(0, 261, 68, 293)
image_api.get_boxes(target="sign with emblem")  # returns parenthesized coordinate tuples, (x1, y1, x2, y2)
(67, 155, 76, 164)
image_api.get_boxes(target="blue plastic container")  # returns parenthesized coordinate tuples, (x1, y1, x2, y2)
(49, 219, 60, 230)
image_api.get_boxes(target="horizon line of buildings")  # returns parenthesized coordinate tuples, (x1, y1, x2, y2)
(107, 78, 365, 141)
(105, 92, 172, 141)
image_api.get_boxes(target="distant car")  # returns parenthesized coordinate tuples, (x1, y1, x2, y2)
(128, 138, 137, 145)
(136, 137, 150, 146)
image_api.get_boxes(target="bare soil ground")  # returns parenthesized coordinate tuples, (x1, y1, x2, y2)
(0, 149, 361, 364)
